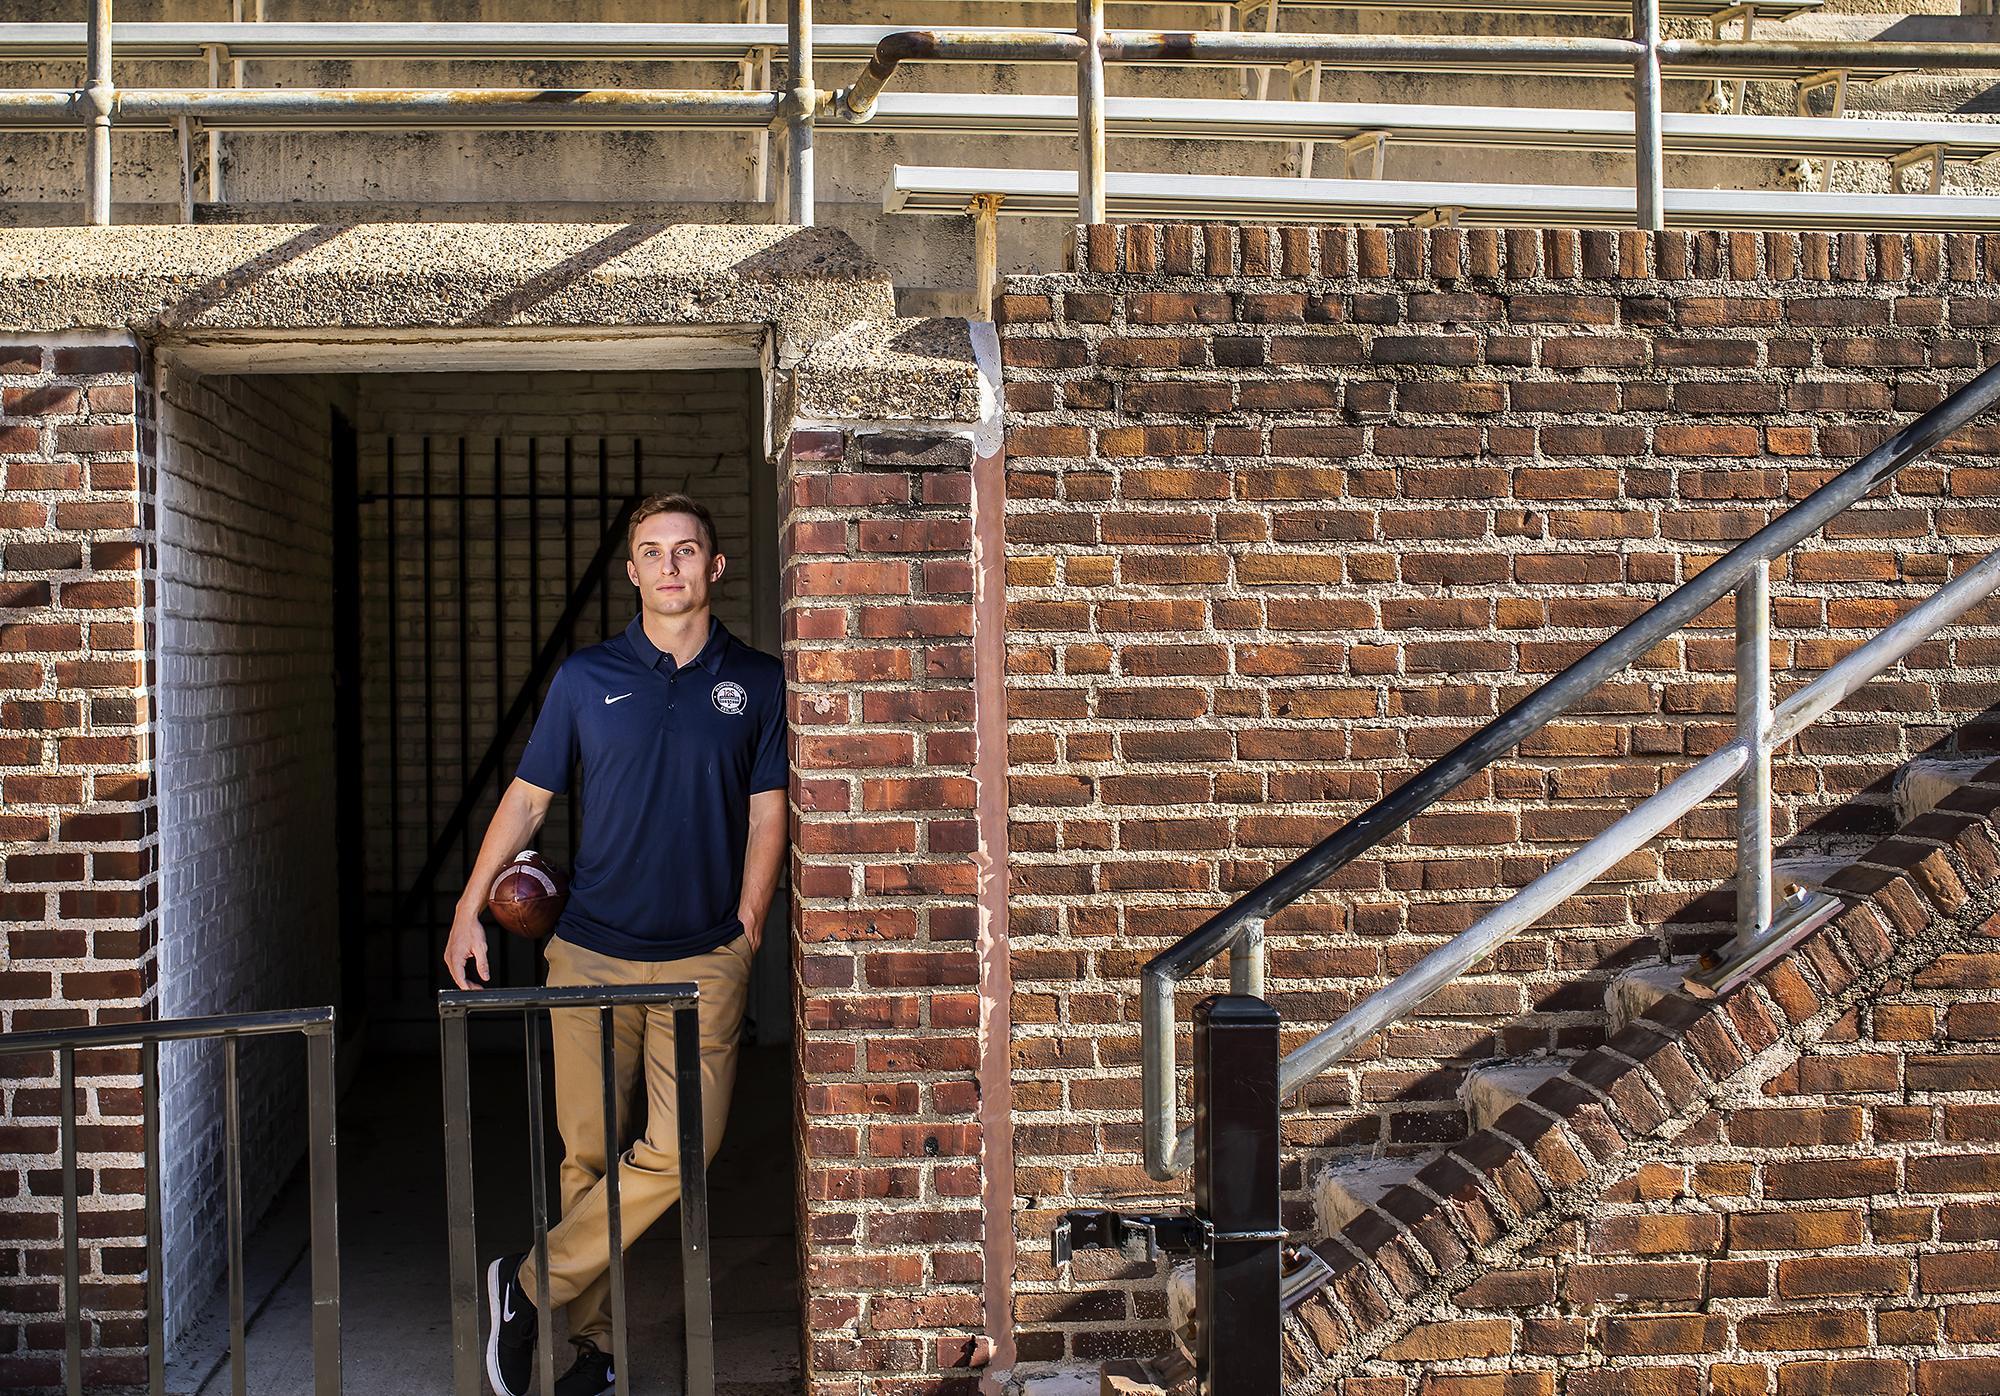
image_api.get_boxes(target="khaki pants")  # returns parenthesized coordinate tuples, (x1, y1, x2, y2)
(519, 934, 751, 1346)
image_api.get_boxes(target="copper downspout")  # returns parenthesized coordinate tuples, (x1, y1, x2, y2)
(969, 321, 1016, 1387)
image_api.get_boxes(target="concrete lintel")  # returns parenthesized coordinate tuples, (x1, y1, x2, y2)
(164, 324, 767, 375)
(0, 222, 896, 370)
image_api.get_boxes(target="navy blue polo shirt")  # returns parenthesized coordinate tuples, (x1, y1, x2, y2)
(513, 615, 786, 962)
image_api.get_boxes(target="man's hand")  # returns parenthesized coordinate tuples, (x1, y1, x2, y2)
(736, 788, 786, 962)
(441, 777, 556, 991)
(444, 905, 491, 990)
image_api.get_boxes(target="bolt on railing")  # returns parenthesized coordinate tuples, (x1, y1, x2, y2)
(1135, 357, 2000, 1180)
(0, 1007, 342, 1396)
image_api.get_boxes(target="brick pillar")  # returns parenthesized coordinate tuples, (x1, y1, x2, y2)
(782, 424, 992, 1396)
(0, 337, 156, 1387)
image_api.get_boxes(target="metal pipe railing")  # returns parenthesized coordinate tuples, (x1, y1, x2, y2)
(437, 984, 714, 1396)
(1080, 0, 1109, 223)
(1634, 0, 1663, 228)
(787, 0, 815, 224)
(1139, 356, 2000, 1179)
(82, 0, 110, 225)
(0, 1006, 342, 1396)
(832, 28, 2000, 232)
(39, 0, 2000, 224)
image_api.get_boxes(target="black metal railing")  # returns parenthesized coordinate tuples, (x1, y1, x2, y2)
(437, 984, 715, 1396)
(0, 1006, 341, 1396)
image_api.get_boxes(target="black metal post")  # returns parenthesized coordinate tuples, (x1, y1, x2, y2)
(675, 1005, 715, 1396)
(440, 1009, 481, 1396)
(1192, 995, 1282, 1396)
(602, 1005, 630, 1396)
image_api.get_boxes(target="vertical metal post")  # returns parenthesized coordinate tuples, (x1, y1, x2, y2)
(306, 1024, 343, 1396)
(1254, 0, 1281, 100)
(1734, 559, 1773, 951)
(1192, 996, 1281, 1396)
(60, 1045, 81, 1396)
(967, 193, 1001, 321)
(205, 44, 223, 203)
(440, 1009, 482, 1396)
(1633, 0, 1664, 229)
(602, 1006, 630, 1396)
(1078, 0, 1107, 224)
(525, 1011, 557, 1396)
(225, 1037, 246, 1396)
(83, 0, 112, 226)
(143, 1040, 164, 1396)
(675, 1005, 715, 1396)
(1228, 921, 1265, 1000)
(785, 0, 814, 225)
(175, 116, 194, 224)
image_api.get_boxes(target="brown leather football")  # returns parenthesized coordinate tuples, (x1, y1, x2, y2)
(488, 851, 570, 938)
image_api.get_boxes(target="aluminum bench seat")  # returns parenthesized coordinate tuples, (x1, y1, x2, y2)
(852, 94, 2000, 166)
(1238, 0, 1820, 16)
(884, 163, 2000, 228)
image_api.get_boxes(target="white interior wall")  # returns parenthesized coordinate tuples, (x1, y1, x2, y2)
(154, 367, 349, 1342)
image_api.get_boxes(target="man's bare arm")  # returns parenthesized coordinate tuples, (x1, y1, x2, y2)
(443, 777, 556, 990)
(736, 787, 788, 954)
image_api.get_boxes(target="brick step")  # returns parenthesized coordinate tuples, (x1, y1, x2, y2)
(1893, 754, 2000, 825)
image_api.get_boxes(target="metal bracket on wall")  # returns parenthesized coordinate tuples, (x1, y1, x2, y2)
(1341, 129, 1390, 180)
(1890, 141, 1945, 194)
(1052, 1209, 1210, 1264)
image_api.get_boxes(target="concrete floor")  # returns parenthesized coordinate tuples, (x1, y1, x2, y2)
(170, 1043, 802, 1396)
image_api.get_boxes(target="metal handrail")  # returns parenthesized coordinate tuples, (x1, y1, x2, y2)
(0, 1006, 341, 1396)
(29, 0, 2000, 225)
(1137, 358, 2000, 1179)
(436, 984, 713, 1396)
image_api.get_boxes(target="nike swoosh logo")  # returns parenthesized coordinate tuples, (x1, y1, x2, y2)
(605, 693, 633, 705)
(503, 1291, 517, 1322)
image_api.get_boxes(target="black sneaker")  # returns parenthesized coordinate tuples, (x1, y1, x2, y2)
(485, 1253, 537, 1396)
(553, 1339, 615, 1396)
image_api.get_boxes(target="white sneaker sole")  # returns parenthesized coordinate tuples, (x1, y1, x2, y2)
(485, 1258, 530, 1396)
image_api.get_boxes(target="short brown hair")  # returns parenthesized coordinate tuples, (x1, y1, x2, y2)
(627, 493, 717, 556)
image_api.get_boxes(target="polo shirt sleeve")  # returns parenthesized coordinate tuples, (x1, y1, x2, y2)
(514, 663, 579, 794)
(750, 673, 787, 794)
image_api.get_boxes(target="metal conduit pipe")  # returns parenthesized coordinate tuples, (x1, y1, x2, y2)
(1097, 31, 1643, 63)
(1635, 0, 1664, 229)
(0, 88, 791, 131)
(1080, 0, 1107, 222)
(83, 0, 110, 226)
(787, 0, 814, 225)
(1660, 38, 2000, 67)
(126, 88, 787, 128)
(835, 30, 1089, 121)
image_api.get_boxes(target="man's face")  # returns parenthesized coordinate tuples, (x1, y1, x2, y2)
(627, 512, 725, 619)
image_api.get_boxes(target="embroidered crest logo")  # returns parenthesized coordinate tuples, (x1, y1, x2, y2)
(711, 680, 748, 715)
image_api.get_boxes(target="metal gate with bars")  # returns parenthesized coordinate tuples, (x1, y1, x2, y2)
(361, 432, 664, 1010)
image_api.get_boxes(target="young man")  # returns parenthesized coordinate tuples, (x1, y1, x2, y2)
(443, 494, 787, 1396)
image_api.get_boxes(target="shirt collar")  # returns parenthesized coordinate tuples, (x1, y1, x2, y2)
(623, 614, 729, 674)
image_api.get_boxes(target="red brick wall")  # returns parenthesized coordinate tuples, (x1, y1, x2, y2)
(996, 224, 2000, 1367)
(1302, 782, 2000, 1396)
(0, 340, 155, 1388)
(781, 425, 992, 1396)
